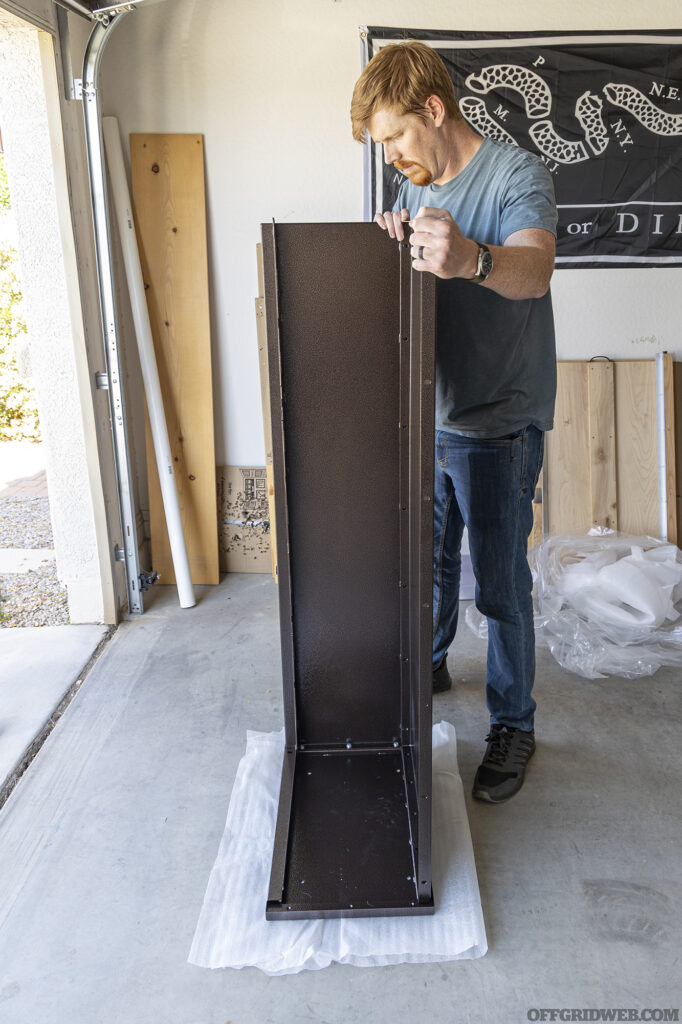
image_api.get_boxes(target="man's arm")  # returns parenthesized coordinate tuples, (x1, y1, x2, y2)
(408, 208, 555, 300)
(465, 228, 554, 300)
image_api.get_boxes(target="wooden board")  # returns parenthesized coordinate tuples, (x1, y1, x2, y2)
(131, 133, 218, 585)
(663, 353, 677, 545)
(614, 360, 658, 536)
(545, 358, 675, 542)
(671, 364, 675, 548)
(546, 362, 592, 535)
(588, 360, 617, 531)
(256, 243, 277, 581)
(529, 471, 544, 551)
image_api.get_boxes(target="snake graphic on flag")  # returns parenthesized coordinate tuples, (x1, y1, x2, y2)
(459, 64, 682, 165)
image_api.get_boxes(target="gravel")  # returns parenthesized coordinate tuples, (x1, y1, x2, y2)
(0, 496, 53, 548)
(0, 496, 69, 628)
(0, 565, 69, 628)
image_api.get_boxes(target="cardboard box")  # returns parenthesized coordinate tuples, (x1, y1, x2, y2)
(217, 466, 271, 573)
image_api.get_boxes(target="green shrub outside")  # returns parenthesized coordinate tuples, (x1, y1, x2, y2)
(0, 151, 40, 442)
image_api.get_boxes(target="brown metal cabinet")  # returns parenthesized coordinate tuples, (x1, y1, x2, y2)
(262, 223, 435, 918)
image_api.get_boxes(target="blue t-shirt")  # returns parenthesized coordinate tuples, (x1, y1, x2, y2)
(394, 137, 558, 437)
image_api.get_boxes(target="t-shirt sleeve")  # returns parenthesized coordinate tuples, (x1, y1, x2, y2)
(499, 154, 558, 242)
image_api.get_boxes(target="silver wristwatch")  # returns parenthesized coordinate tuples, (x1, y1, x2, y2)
(469, 241, 493, 284)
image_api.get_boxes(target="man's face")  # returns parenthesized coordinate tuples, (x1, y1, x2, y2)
(366, 106, 437, 187)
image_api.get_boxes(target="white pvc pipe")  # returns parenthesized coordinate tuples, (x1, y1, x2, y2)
(656, 350, 668, 541)
(102, 116, 196, 609)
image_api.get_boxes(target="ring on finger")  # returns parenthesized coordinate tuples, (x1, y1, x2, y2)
(417, 245, 424, 260)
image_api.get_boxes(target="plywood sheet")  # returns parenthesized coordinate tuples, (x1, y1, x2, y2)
(614, 360, 658, 536)
(675, 363, 682, 545)
(529, 470, 543, 551)
(545, 358, 674, 542)
(131, 133, 218, 585)
(588, 360, 617, 531)
(546, 362, 592, 535)
(663, 353, 677, 545)
(255, 242, 277, 580)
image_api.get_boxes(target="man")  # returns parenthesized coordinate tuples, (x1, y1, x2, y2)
(351, 41, 557, 803)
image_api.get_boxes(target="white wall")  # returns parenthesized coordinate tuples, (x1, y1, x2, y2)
(98, 0, 682, 466)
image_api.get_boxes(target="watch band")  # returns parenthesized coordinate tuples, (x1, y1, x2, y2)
(469, 241, 493, 284)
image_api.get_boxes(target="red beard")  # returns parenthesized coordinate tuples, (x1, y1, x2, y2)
(394, 161, 434, 187)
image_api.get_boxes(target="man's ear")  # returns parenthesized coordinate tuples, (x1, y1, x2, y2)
(424, 95, 446, 126)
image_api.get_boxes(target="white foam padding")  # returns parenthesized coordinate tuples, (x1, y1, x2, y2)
(188, 721, 487, 974)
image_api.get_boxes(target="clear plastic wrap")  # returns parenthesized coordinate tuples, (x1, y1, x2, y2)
(465, 529, 682, 679)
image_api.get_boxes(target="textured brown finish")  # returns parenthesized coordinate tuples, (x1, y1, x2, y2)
(262, 222, 435, 919)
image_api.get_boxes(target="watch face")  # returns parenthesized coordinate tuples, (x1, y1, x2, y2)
(480, 248, 493, 277)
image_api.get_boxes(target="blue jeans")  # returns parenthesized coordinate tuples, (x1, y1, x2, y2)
(432, 425, 544, 731)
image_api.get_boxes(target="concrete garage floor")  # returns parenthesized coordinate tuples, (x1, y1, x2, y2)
(0, 624, 110, 799)
(0, 573, 679, 1024)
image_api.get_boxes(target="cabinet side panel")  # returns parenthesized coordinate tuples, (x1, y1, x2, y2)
(275, 223, 402, 747)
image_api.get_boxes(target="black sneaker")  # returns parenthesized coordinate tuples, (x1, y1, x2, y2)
(432, 654, 452, 693)
(472, 724, 535, 803)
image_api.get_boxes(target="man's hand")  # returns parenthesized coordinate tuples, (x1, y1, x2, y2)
(409, 206, 478, 280)
(374, 207, 410, 241)
(409, 205, 555, 300)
